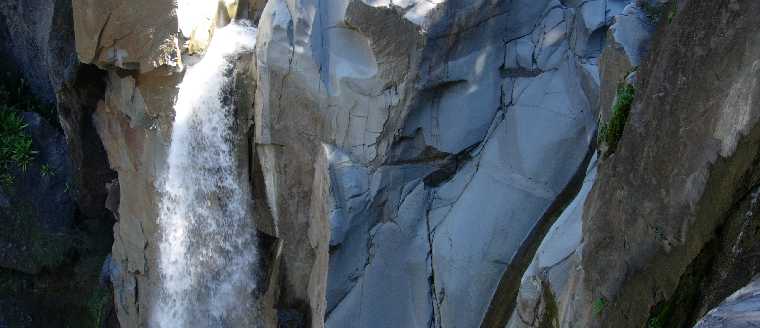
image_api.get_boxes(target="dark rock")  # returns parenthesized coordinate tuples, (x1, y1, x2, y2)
(56, 63, 115, 221)
(694, 277, 760, 328)
(0, 111, 76, 274)
(577, 0, 760, 326)
(0, 0, 58, 104)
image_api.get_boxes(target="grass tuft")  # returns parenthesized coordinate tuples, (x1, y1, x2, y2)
(0, 110, 35, 185)
(0, 73, 57, 187)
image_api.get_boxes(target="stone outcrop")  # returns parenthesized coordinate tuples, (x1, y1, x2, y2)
(562, 0, 760, 327)
(253, 0, 629, 327)
(72, 0, 181, 72)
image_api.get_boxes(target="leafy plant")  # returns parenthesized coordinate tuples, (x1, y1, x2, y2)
(40, 164, 56, 177)
(0, 72, 60, 186)
(0, 110, 36, 184)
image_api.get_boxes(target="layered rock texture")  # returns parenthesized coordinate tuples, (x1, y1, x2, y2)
(5, 0, 760, 327)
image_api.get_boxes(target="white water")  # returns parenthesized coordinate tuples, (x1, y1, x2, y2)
(154, 22, 259, 328)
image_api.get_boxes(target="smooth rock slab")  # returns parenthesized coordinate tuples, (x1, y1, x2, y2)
(694, 277, 760, 328)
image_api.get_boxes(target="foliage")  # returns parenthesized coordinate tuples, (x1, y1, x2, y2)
(0, 73, 58, 186)
(40, 164, 56, 177)
(592, 297, 606, 315)
(0, 109, 35, 185)
(599, 83, 636, 155)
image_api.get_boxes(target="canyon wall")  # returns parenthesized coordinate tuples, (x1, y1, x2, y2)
(4, 0, 760, 327)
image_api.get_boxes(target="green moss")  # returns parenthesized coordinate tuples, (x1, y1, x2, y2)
(599, 83, 636, 155)
(592, 297, 607, 316)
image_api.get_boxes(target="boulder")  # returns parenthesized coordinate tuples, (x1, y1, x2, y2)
(72, 0, 180, 72)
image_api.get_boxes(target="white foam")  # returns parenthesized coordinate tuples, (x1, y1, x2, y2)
(153, 22, 260, 327)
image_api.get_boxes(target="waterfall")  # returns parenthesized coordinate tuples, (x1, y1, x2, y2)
(154, 22, 259, 327)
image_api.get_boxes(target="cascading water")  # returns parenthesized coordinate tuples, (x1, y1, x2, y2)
(154, 22, 259, 327)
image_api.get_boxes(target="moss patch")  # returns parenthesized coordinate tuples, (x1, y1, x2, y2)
(592, 297, 607, 316)
(599, 83, 636, 155)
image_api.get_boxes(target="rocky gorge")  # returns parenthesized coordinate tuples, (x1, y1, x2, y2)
(1, 0, 760, 327)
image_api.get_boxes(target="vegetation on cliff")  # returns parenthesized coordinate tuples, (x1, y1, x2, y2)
(599, 83, 635, 155)
(0, 74, 59, 186)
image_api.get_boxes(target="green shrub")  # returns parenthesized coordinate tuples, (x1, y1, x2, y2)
(599, 83, 635, 155)
(0, 73, 57, 186)
(0, 110, 35, 185)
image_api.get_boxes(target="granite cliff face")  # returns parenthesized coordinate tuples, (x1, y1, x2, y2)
(3, 0, 760, 327)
